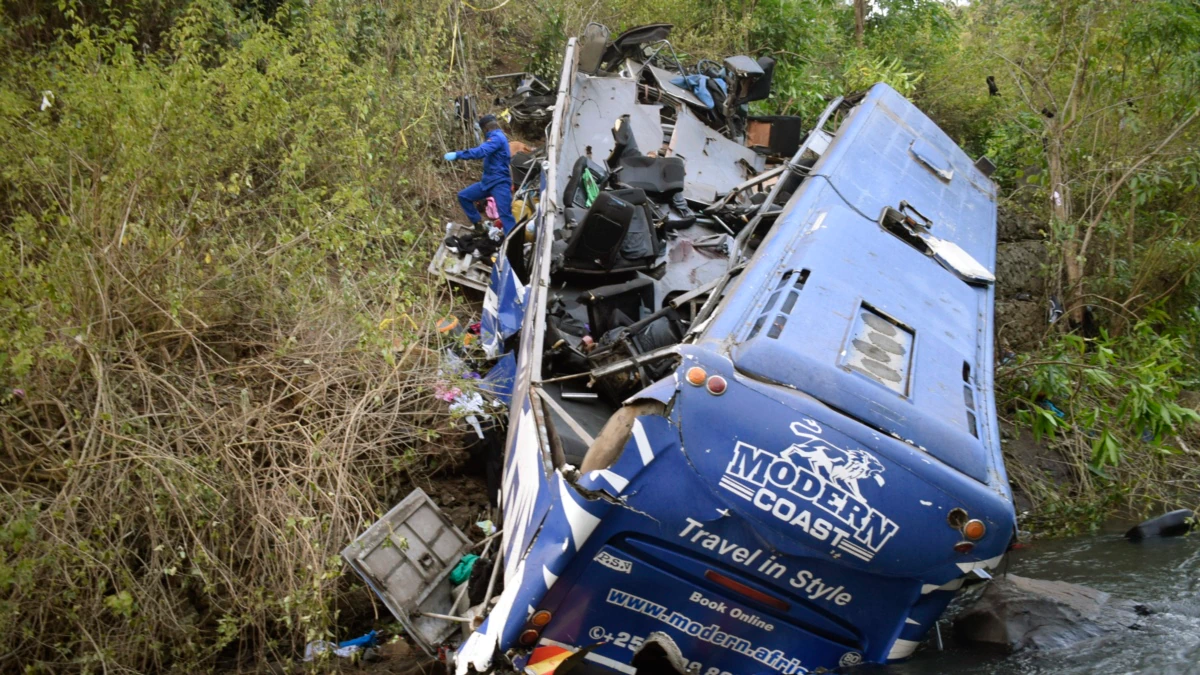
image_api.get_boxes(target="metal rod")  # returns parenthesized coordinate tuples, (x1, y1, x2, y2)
(707, 214, 736, 235)
(588, 344, 681, 378)
(468, 529, 503, 551)
(537, 371, 592, 384)
(703, 165, 787, 214)
(418, 612, 473, 624)
(669, 277, 721, 312)
(534, 386, 596, 446)
(729, 95, 843, 265)
(477, 545, 504, 628)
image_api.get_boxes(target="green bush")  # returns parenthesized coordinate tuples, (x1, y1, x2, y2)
(0, 0, 472, 670)
(1000, 323, 1200, 530)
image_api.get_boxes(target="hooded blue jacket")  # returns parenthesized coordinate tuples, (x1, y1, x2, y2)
(457, 128, 512, 189)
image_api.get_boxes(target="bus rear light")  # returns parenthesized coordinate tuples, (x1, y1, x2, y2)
(953, 541, 975, 554)
(706, 375, 728, 395)
(704, 569, 789, 611)
(964, 519, 987, 540)
(518, 629, 541, 646)
(686, 367, 707, 386)
(530, 610, 553, 627)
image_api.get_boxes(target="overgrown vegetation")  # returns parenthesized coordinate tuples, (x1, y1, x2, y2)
(0, 0, 483, 670)
(2, 0, 1199, 670)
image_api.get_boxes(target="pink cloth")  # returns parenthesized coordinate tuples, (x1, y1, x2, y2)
(434, 383, 462, 402)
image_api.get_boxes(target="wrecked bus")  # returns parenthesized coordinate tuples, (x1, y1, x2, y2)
(349, 25, 1016, 675)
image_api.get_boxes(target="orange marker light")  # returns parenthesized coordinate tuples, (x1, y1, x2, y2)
(530, 610, 553, 627)
(686, 367, 707, 386)
(964, 519, 987, 541)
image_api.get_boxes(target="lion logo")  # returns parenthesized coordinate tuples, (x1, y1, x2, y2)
(782, 423, 886, 502)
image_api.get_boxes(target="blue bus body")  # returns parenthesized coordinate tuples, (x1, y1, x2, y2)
(455, 39, 1015, 675)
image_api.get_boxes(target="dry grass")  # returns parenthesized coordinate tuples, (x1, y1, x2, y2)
(0, 276, 484, 672)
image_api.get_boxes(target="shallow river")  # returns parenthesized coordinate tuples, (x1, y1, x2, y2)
(877, 525, 1200, 675)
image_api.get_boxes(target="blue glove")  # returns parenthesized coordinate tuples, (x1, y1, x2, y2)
(444, 152, 457, 161)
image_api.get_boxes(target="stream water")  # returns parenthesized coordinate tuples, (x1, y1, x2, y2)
(877, 525, 1200, 674)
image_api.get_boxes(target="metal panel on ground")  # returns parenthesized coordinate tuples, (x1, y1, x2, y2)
(341, 489, 471, 655)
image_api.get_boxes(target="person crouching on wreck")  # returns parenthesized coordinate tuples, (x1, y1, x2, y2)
(444, 114, 517, 234)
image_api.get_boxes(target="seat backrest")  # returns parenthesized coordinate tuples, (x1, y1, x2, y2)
(608, 188, 660, 261)
(613, 156, 685, 196)
(563, 192, 635, 268)
(738, 56, 776, 106)
(578, 23, 610, 74)
(563, 156, 609, 209)
(599, 23, 673, 71)
(607, 117, 683, 197)
(607, 115, 642, 169)
(577, 276, 655, 336)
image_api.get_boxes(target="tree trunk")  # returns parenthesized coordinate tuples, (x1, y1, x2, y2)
(1046, 125, 1084, 325)
(854, 0, 866, 48)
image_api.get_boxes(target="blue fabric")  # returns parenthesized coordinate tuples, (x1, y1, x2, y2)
(457, 181, 488, 225)
(457, 181, 518, 233)
(669, 74, 727, 109)
(338, 630, 379, 649)
(456, 128, 512, 189)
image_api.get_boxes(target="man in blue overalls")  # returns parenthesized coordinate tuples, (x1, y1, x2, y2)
(444, 114, 517, 234)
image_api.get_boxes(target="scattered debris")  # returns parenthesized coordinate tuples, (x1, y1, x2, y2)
(488, 72, 555, 128)
(449, 554, 480, 585)
(341, 489, 473, 655)
(304, 630, 381, 661)
(1038, 398, 1066, 418)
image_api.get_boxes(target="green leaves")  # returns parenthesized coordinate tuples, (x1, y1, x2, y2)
(1004, 323, 1200, 472)
(1090, 430, 1122, 468)
(842, 52, 923, 96)
(103, 590, 135, 619)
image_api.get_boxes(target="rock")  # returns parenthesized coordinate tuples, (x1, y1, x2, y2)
(1125, 509, 1196, 540)
(995, 299, 1046, 352)
(995, 240, 1047, 298)
(954, 574, 1146, 652)
(997, 201, 1046, 242)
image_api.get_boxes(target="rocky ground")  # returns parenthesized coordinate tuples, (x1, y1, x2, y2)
(994, 199, 1051, 359)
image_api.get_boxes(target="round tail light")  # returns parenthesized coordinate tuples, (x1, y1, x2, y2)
(964, 519, 987, 541)
(706, 375, 727, 395)
(686, 367, 707, 386)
